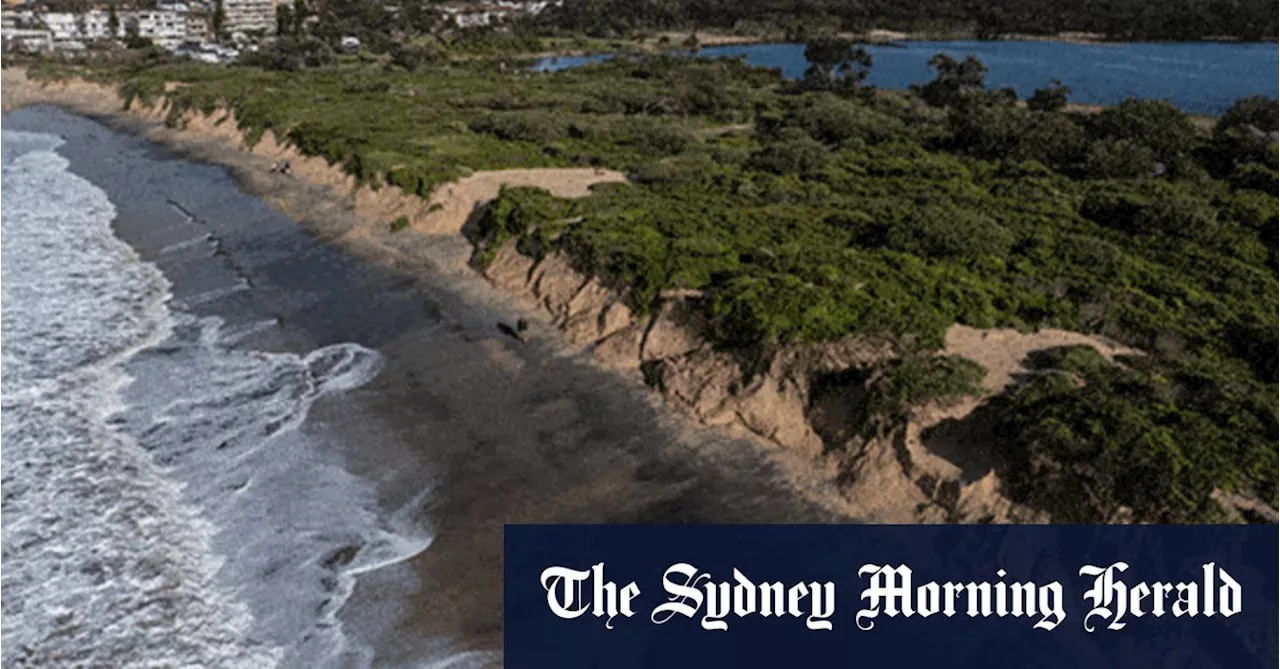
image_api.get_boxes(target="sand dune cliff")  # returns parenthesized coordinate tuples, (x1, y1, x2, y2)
(3, 67, 1153, 523)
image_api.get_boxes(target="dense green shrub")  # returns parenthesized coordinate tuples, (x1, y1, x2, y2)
(947, 102, 1030, 158)
(1027, 79, 1070, 112)
(779, 94, 907, 146)
(987, 347, 1277, 523)
(469, 111, 568, 143)
(1013, 112, 1087, 166)
(1229, 161, 1279, 193)
(64, 54, 1275, 524)
(238, 38, 337, 72)
(388, 42, 440, 73)
(1089, 98, 1198, 167)
(1208, 95, 1280, 168)
(749, 129, 830, 175)
(472, 186, 578, 265)
(1220, 189, 1280, 232)
(884, 206, 1014, 262)
(858, 354, 987, 437)
(1083, 138, 1157, 178)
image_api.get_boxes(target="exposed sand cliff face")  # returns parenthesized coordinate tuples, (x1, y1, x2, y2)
(3, 68, 1141, 523)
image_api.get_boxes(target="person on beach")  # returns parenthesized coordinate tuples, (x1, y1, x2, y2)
(497, 319, 530, 342)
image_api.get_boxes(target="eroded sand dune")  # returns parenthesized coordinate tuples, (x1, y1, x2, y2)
(2, 68, 1146, 523)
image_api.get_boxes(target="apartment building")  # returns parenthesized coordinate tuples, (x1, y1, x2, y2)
(19, 8, 191, 45)
(439, 0, 561, 29)
(222, 0, 275, 36)
(40, 10, 113, 40)
(129, 10, 188, 41)
(1, 9, 51, 51)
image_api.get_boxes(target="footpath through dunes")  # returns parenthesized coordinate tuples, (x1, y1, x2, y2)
(2, 67, 1148, 526)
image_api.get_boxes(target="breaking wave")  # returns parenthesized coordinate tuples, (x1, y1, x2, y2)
(1, 130, 430, 668)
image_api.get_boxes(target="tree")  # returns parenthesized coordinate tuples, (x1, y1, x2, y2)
(1209, 96, 1279, 174)
(212, 0, 226, 41)
(123, 19, 150, 49)
(240, 36, 336, 71)
(1084, 138, 1157, 179)
(1027, 78, 1070, 112)
(947, 101, 1031, 158)
(389, 42, 438, 72)
(276, 3, 293, 36)
(1218, 95, 1279, 136)
(801, 37, 872, 97)
(779, 94, 906, 146)
(107, 4, 119, 38)
(912, 54, 989, 108)
(1015, 111, 1088, 166)
(293, 0, 307, 36)
(748, 128, 830, 175)
(1090, 98, 1197, 169)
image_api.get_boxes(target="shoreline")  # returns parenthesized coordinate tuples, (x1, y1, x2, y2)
(0, 67, 1149, 525)
(4, 96, 852, 666)
(2, 105, 431, 668)
(0, 67, 874, 517)
(523, 30, 1280, 59)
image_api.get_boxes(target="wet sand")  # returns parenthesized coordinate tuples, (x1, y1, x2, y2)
(2, 104, 849, 666)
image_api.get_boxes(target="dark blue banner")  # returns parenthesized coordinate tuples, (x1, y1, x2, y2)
(504, 525, 1278, 668)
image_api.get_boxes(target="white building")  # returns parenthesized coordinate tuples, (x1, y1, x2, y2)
(222, 0, 276, 37)
(439, 0, 561, 28)
(2, 9, 48, 50)
(37, 9, 191, 43)
(128, 10, 188, 41)
(40, 11, 106, 40)
(2, 27, 52, 52)
(37, 11, 70, 38)
(2, 9, 36, 29)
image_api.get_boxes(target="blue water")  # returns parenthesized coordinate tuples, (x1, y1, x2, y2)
(533, 41, 1280, 115)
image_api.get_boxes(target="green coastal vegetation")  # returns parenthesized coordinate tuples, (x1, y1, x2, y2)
(15, 36, 1277, 523)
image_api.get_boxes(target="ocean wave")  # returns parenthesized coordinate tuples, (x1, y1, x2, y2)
(2, 130, 279, 668)
(2, 129, 429, 668)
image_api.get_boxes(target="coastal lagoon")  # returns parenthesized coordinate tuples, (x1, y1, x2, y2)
(533, 40, 1280, 115)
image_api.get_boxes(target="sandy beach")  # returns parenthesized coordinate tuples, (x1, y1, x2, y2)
(3, 71, 854, 667)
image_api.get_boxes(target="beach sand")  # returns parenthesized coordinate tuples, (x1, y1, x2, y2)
(2, 71, 851, 666)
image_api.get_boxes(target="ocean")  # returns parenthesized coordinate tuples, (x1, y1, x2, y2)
(0, 128, 429, 667)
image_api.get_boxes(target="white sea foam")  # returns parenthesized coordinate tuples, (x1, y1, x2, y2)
(2, 130, 278, 668)
(2, 130, 431, 668)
